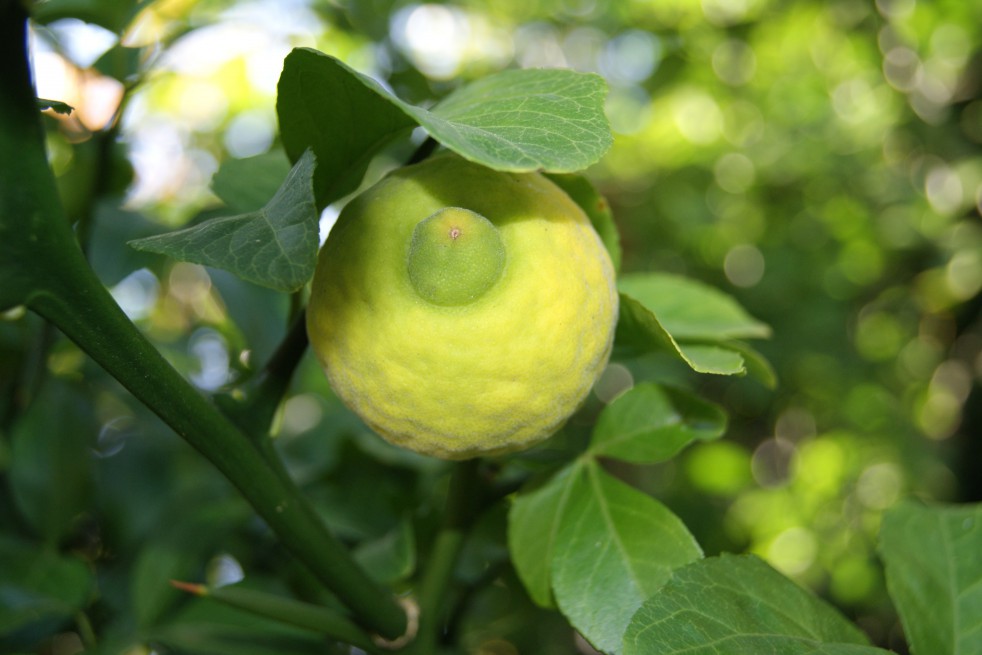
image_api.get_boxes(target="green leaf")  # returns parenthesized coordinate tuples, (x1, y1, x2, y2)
(618, 273, 771, 342)
(276, 48, 417, 207)
(9, 379, 96, 543)
(616, 293, 747, 375)
(590, 383, 726, 464)
(212, 151, 293, 214)
(677, 343, 747, 375)
(623, 554, 891, 655)
(546, 173, 621, 272)
(129, 149, 319, 292)
(409, 68, 612, 173)
(552, 461, 702, 654)
(150, 618, 332, 655)
(0, 536, 94, 632)
(879, 501, 982, 655)
(353, 517, 416, 585)
(508, 463, 583, 608)
(31, 0, 140, 33)
(36, 98, 73, 114)
(176, 583, 378, 652)
(275, 50, 612, 207)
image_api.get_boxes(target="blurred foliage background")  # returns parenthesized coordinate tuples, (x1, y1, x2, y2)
(2, 0, 981, 653)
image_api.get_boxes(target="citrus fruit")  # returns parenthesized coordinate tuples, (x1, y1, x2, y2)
(306, 153, 618, 459)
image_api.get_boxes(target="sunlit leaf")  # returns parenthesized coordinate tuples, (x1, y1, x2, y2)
(547, 172, 621, 272)
(590, 383, 726, 464)
(412, 68, 612, 173)
(616, 293, 747, 375)
(276, 49, 611, 202)
(508, 463, 582, 608)
(618, 273, 771, 341)
(879, 501, 982, 655)
(552, 461, 702, 654)
(624, 554, 891, 655)
(676, 343, 747, 376)
(129, 150, 319, 292)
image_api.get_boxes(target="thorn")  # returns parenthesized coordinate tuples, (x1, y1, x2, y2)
(170, 580, 208, 596)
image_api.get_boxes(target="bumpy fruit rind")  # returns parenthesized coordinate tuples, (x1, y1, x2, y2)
(307, 154, 618, 459)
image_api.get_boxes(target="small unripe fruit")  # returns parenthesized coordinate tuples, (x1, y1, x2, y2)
(407, 207, 506, 306)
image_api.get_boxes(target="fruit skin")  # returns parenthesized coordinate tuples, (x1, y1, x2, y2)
(307, 153, 618, 459)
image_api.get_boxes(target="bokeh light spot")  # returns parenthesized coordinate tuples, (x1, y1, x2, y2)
(206, 553, 245, 587)
(673, 90, 723, 144)
(752, 438, 796, 487)
(766, 526, 818, 576)
(685, 441, 752, 496)
(189, 328, 231, 391)
(723, 244, 765, 288)
(712, 39, 756, 86)
(111, 268, 160, 320)
(856, 462, 903, 510)
(281, 394, 325, 436)
(601, 30, 659, 84)
(714, 153, 756, 194)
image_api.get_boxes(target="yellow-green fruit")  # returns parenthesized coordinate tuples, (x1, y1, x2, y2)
(307, 154, 618, 459)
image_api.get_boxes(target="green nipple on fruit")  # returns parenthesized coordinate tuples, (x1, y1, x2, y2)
(406, 207, 506, 306)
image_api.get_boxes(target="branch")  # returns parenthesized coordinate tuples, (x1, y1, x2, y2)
(0, 5, 406, 641)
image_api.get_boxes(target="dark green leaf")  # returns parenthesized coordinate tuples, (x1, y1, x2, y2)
(193, 583, 378, 651)
(150, 619, 334, 655)
(212, 151, 294, 214)
(31, 0, 139, 33)
(552, 461, 702, 654)
(36, 98, 73, 115)
(88, 200, 169, 286)
(94, 42, 143, 83)
(590, 383, 726, 464)
(623, 554, 890, 655)
(129, 149, 319, 292)
(353, 517, 416, 585)
(0, 536, 93, 632)
(547, 173, 621, 272)
(276, 48, 417, 207)
(879, 501, 982, 655)
(508, 463, 583, 608)
(9, 379, 96, 543)
(616, 293, 747, 375)
(408, 68, 612, 173)
(276, 49, 612, 205)
(618, 273, 771, 342)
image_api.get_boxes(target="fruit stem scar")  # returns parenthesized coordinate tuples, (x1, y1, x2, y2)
(449, 227, 461, 240)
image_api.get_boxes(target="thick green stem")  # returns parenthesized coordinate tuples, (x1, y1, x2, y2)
(0, 4, 406, 641)
(410, 459, 482, 652)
